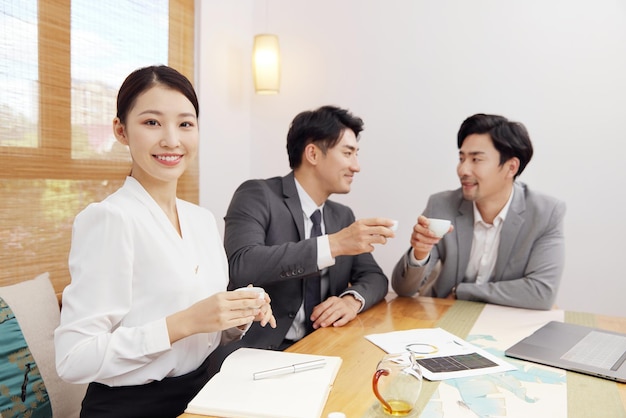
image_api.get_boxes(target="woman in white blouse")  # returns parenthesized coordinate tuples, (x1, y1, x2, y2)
(54, 65, 276, 417)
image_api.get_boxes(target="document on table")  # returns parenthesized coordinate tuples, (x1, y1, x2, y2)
(185, 347, 342, 418)
(366, 327, 515, 380)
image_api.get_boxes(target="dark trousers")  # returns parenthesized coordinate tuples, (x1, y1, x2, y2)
(80, 355, 214, 418)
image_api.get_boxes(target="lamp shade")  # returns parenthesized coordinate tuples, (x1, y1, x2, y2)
(252, 34, 281, 94)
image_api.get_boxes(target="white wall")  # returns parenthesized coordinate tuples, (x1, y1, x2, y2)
(196, 0, 254, 225)
(198, 0, 626, 317)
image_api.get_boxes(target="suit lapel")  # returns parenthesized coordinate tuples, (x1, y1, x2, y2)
(321, 204, 339, 234)
(320, 204, 335, 295)
(282, 173, 306, 241)
(494, 183, 525, 280)
(455, 199, 474, 283)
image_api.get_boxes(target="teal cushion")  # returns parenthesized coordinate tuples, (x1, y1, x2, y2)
(0, 296, 52, 418)
(0, 273, 86, 418)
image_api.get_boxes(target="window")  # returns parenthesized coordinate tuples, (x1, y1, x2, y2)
(0, 0, 38, 149)
(71, 0, 169, 160)
(0, 0, 196, 295)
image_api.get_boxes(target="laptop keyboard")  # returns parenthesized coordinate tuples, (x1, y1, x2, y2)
(561, 331, 626, 370)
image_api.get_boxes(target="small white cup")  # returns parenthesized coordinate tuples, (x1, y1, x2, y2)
(389, 220, 399, 232)
(427, 218, 451, 238)
(234, 286, 266, 300)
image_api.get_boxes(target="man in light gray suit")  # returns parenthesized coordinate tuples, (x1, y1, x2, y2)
(218, 105, 394, 355)
(392, 113, 565, 310)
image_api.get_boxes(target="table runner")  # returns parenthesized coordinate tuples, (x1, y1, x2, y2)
(415, 300, 485, 414)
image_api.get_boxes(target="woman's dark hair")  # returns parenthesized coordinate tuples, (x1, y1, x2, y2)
(286, 105, 364, 169)
(116, 65, 199, 124)
(457, 113, 534, 178)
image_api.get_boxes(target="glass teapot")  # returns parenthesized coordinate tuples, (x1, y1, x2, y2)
(372, 352, 423, 416)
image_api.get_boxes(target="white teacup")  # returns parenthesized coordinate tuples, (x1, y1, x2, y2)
(427, 218, 451, 238)
(234, 286, 266, 300)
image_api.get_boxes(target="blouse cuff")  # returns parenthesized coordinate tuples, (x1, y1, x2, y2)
(146, 317, 173, 354)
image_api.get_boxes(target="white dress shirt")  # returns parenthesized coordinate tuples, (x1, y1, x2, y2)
(465, 189, 514, 284)
(55, 177, 234, 386)
(409, 189, 514, 287)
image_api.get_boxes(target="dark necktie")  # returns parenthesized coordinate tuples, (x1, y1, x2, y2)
(304, 209, 322, 332)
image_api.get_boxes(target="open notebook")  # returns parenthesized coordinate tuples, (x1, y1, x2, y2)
(505, 321, 626, 383)
(186, 348, 342, 418)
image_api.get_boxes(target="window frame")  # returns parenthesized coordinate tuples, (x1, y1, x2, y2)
(0, 0, 197, 201)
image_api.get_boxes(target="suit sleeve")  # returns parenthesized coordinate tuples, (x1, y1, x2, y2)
(457, 200, 566, 310)
(392, 250, 431, 297)
(391, 198, 443, 297)
(224, 180, 319, 288)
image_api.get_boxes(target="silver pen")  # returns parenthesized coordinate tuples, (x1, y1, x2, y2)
(253, 359, 327, 380)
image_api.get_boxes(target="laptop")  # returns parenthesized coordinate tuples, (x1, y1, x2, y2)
(505, 321, 626, 383)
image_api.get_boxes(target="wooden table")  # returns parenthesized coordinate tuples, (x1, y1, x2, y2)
(181, 294, 626, 418)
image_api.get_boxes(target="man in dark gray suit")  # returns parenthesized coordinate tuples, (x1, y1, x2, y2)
(220, 105, 394, 354)
(392, 113, 566, 310)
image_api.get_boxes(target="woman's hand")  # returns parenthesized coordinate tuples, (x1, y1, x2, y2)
(253, 291, 277, 328)
(166, 288, 275, 343)
(234, 286, 277, 329)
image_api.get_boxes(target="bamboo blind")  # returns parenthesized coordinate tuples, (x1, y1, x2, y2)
(0, 0, 196, 299)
